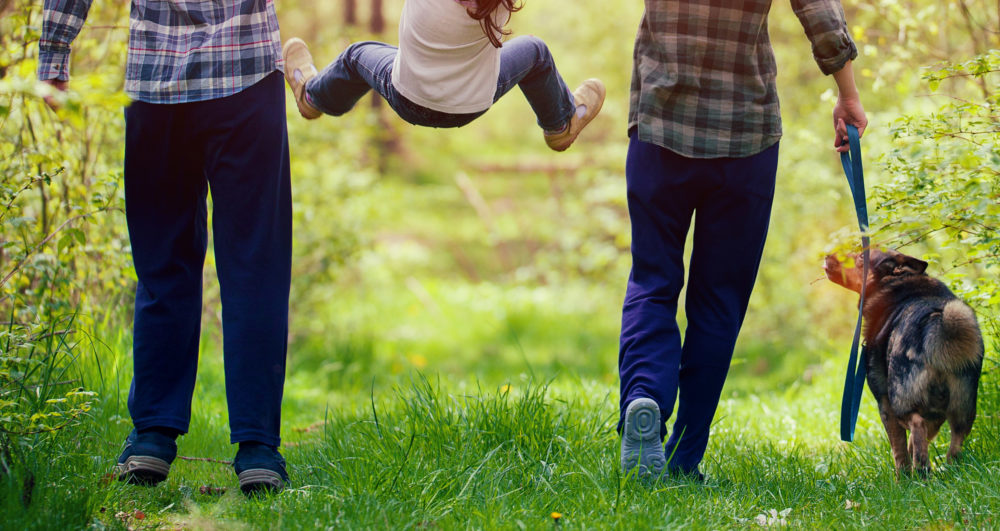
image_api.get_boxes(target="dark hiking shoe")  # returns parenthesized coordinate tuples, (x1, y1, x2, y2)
(114, 429, 177, 486)
(620, 397, 666, 481)
(234, 442, 289, 495)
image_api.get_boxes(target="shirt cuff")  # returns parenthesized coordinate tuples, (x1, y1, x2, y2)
(815, 37, 858, 76)
(38, 47, 71, 82)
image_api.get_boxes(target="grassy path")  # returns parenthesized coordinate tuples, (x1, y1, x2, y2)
(4, 338, 998, 530)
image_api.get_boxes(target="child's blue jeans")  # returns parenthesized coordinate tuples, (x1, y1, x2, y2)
(305, 35, 576, 130)
(618, 130, 779, 475)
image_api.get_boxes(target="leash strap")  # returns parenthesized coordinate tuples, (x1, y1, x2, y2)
(838, 124, 870, 442)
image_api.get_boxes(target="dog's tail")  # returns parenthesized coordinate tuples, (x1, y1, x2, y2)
(925, 300, 984, 371)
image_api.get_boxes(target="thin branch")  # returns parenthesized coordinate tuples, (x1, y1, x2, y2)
(0, 175, 48, 225)
(30, 328, 74, 341)
(944, 254, 1000, 273)
(176, 456, 233, 466)
(0, 209, 106, 289)
(21, 379, 78, 391)
(931, 69, 1000, 80)
(893, 227, 949, 248)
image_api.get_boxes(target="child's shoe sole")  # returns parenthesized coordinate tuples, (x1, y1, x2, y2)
(282, 38, 322, 120)
(545, 78, 606, 152)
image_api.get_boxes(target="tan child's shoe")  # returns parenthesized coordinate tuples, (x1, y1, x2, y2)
(544, 78, 606, 152)
(282, 38, 322, 120)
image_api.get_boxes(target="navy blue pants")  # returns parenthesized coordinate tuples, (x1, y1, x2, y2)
(123, 72, 292, 447)
(618, 131, 778, 473)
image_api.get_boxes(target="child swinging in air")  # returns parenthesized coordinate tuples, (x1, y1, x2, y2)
(282, 0, 605, 152)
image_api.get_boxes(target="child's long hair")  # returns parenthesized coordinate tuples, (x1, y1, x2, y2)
(465, 0, 522, 48)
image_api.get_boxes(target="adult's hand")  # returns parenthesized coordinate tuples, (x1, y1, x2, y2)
(42, 79, 68, 110)
(831, 62, 867, 153)
(833, 95, 867, 153)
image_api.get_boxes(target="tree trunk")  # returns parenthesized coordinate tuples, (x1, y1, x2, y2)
(369, 0, 400, 174)
(370, 0, 385, 34)
(344, 0, 357, 26)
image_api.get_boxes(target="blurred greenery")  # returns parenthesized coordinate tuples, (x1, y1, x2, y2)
(1, 0, 998, 527)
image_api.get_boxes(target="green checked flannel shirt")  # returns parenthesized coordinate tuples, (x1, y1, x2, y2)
(629, 0, 858, 158)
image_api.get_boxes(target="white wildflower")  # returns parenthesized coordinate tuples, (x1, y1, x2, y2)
(753, 508, 792, 527)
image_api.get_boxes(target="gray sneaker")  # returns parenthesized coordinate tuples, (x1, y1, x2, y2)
(620, 397, 665, 480)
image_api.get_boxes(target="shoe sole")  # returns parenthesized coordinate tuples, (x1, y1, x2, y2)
(115, 455, 170, 486)
(620, 397, 665, 480)
(546, 79, 606, 152)
(282, 38, 322, 120)
(238, 468, 286, 495)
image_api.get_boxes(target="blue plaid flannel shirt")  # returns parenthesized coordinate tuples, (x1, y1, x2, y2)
(38, 0, 284, 104)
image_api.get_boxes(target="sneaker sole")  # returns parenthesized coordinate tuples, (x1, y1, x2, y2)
(282, 38, 322, 120)
(546, 79, 606, 152)
(620, 397, 665, 480)
(115, 455, 170, 486)
(238, 468, 286, 495)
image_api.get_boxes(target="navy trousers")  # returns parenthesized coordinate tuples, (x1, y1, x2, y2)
(618, 131, 778, 473)
(123, 71, 292, 447)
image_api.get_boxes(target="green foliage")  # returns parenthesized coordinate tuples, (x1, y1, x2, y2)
(0, 0, 129, 507)
(1, 0, 999, 526)
(23, 366, 1000, 529)
(872, 50, 999, 311)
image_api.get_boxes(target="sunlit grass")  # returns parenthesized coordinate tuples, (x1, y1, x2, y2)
(3, 317, 997, 529)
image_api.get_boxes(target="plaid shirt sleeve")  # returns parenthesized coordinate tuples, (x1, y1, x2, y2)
(791, 0, 858, 75)
(38, 0, 94, 81)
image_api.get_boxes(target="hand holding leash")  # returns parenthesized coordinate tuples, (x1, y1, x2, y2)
(833, 101, 867, 153)
(831, 61, 868, 153)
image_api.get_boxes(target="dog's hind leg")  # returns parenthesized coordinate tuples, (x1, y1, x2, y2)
(926, 420, 943, 443)
(946, 428, 968, 463)
(946, 410, 972, 463)
(946, 373, 979, 464)
(879, 399, 910, 474)
(907, 413, 931, 473)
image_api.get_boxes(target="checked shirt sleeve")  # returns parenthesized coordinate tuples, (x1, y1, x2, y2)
(791, 0, 859, 75)
(38, 0, 94, 81)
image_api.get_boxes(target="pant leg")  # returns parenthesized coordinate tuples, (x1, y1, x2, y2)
(663, 142, 779, 473)
(124, 101, 208, 434)
(193, 72, 292, 447)
(618, 132, 705, 441)
(305, 41, 398, 117)
(494, 35, 575, 131)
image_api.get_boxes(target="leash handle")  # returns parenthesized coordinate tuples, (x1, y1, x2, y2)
(838, 124, 869, 442)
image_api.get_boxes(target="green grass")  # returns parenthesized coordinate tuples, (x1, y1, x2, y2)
(3, 319, 998, 530)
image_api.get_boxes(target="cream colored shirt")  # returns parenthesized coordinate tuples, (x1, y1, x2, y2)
(391, 0, 508, 114)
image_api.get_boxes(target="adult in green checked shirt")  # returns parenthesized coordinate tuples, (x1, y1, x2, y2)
(618, 0, 869, 480)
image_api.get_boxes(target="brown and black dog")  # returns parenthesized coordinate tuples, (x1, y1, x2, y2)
(824, 248, 984, 474)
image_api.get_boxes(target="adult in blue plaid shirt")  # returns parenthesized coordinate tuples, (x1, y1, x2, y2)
(40, 0, 292, 494)
(618, 0, 869, 481)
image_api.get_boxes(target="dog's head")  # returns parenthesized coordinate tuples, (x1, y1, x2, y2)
(824, 248, 928, 294)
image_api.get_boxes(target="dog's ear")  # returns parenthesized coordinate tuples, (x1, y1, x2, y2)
(895, 256, 928, 276)
(874, 258, 897, 278)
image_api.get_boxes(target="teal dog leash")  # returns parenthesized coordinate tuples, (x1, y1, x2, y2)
(838, 124, 870, 442)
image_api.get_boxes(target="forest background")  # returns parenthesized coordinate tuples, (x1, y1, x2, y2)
(1, 0, 998, 528)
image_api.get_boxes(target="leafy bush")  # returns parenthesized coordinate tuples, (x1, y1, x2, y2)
(872, 51, 998, 317)
(1, 0, 130, 507)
